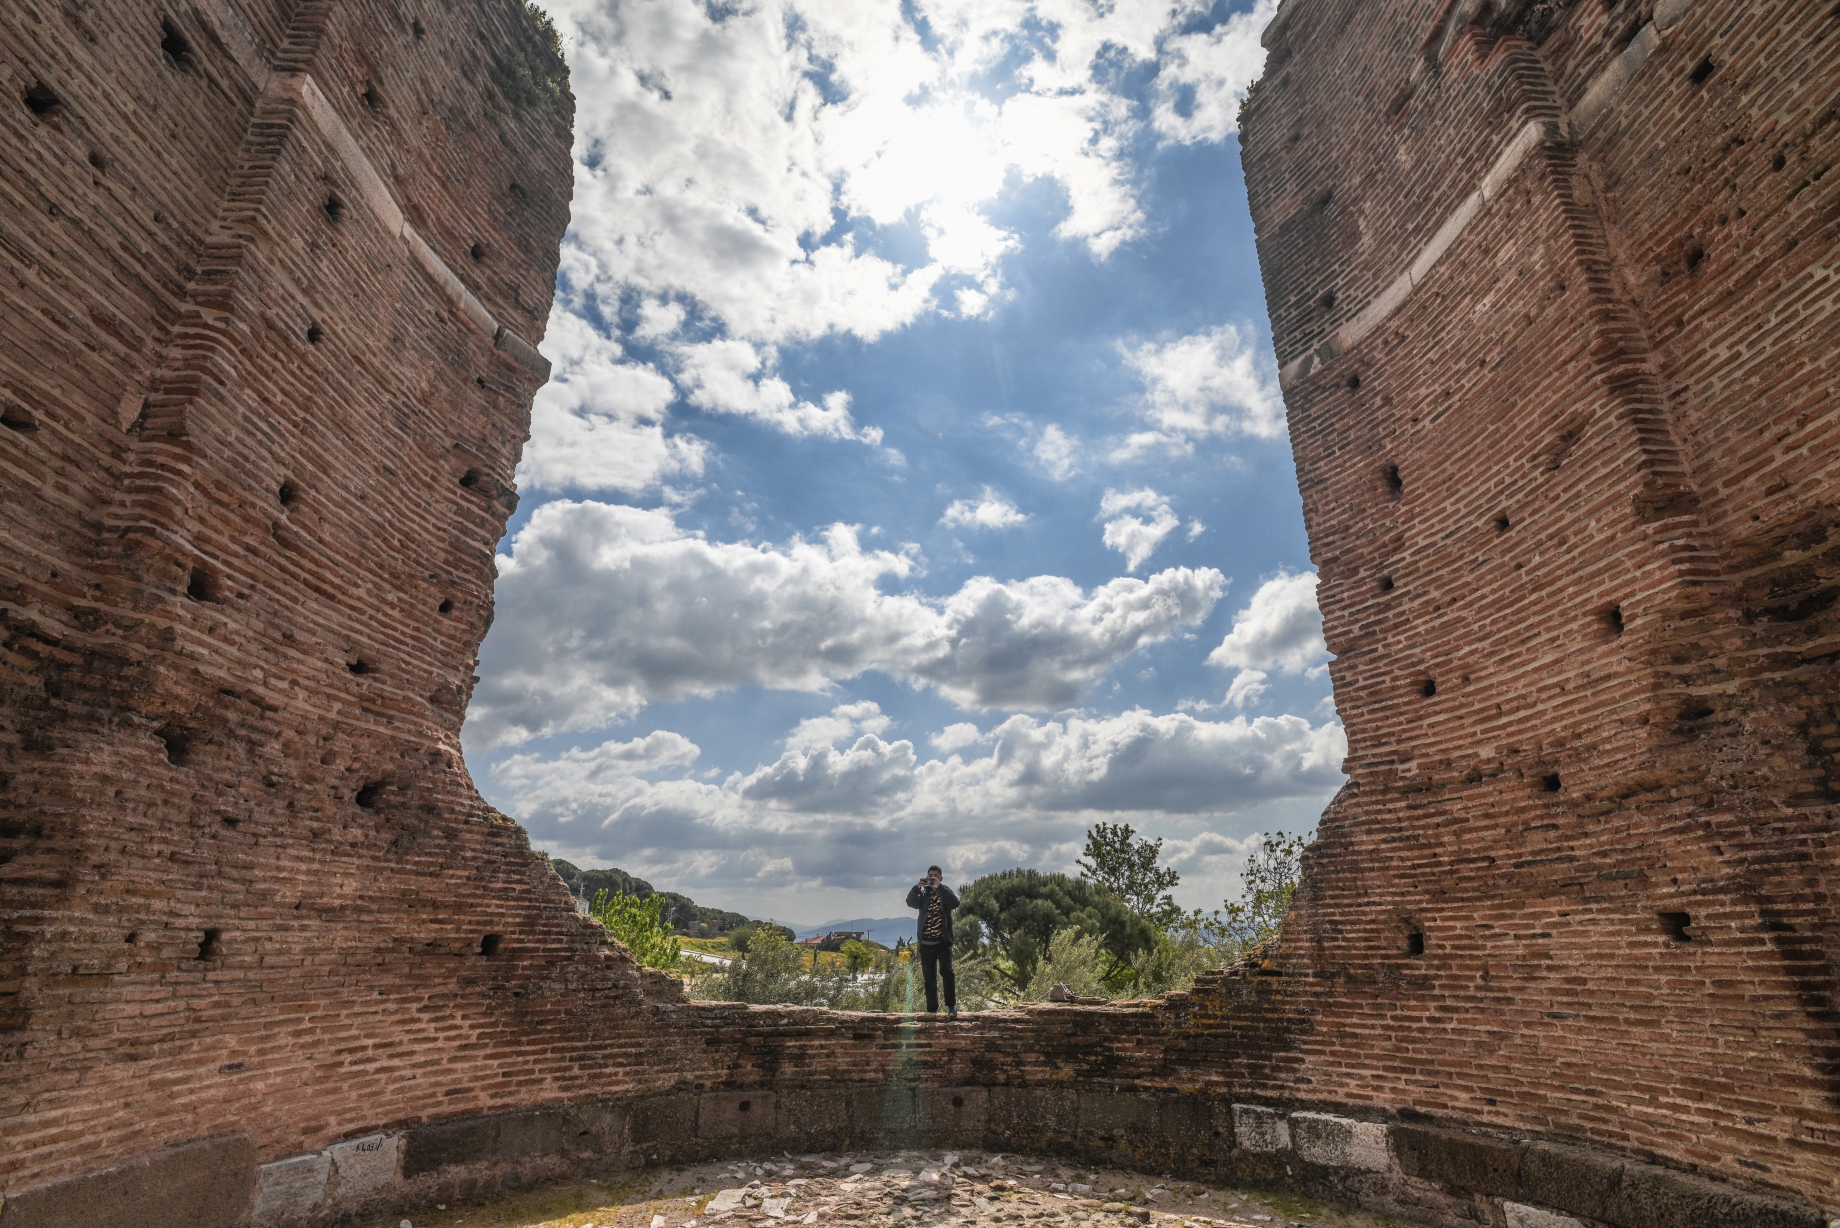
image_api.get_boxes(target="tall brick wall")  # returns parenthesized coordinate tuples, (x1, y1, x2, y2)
(1237, 0, 1840, 1203)
(2, 0, 1837, 1225)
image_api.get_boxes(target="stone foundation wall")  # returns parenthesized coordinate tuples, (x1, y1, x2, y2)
(2, 0, 1837, 1226)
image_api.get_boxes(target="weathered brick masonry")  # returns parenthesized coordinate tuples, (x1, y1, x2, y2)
(1, 0, 1836, 1226)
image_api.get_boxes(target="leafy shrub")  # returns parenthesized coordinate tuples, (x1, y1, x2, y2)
(590, 889, 681, 971)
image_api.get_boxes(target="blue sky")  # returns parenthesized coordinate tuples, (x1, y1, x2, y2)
(460, 0, 1345, 927)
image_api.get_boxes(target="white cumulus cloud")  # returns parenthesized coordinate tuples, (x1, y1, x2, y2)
(1099, 487, 1181, 572)
(675, 339, 882, 445)
(468, 500, 1225, 746)
(519, 313, 708, 494)
(1208, 570, 1329, 674)
(941, 487, 1029, 530)
(1118, 323, 1284, 455)
(488, 702, 1346, 912)
(1152, 0, 1277, 144)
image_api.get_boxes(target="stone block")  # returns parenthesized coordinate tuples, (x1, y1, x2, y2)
(500, 1108, 590, 1160)
(776, 1089, 854, 1150)
(1389, 1124, 1520, 1197)
(1230, 1104, 1290, 1154)
(1609, 1160, 1826, 1228)
(631, 1093, 702, 1154)
(1290, 1112, 1390, 1172)
(859, 1085, 922, 1146)
(1155, 1095, 1215, 1151)
(0, 1133, 256, 1228)
(253, 1153, 331, 1219)
(1078, 1091, 1160, 1137)
(1503, 1203, 1584, 1228)
(1519, 1143, 1622, 1223)
(920, 1086, 989, 1147)
(402, 1117, 499, 1179)
(699, 1091, 778, 1141)
(328, 1133, 398, 1198)
(986, 1086, 1078, 1145)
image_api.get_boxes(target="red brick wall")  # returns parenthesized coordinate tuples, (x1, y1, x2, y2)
(1239, 0, 1840, 1205)
(0, 0, 619, 1193)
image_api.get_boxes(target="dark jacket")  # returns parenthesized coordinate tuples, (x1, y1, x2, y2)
(905, 881, 959, 948)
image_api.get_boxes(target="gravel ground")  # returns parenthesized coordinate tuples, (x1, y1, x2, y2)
(363, 1149, 1411, 1228)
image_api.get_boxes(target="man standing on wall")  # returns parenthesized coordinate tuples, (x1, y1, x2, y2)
(905, 865, 959, 1017)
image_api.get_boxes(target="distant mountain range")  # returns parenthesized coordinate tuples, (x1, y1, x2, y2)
(796, 917, 916, 948)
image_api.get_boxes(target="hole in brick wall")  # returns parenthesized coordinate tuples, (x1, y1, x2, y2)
(1383, 464, 1403, 499)
(306, 322, 323, 344)
(438, 597, 454, 614)
(1387, 83, 1414, 120)
(1494, 513, 1511, 533)
(196, 929, 220, 960)
(354, 780, 384, 809)
(1679, 701, 1715, 724)
(1406, 931, 1424, 957)
(88, 149, 106, 172)
(156, 725, 192, 766)
(739, 1100, 752, 1112)
(953, 1095, 965, 1107)
(2, 403, 39, 433)
(1658, 911, 1693, 942)
(1378, 574, 1394, 591)
(1318, 290, 1336, 312)
(1346, 372, 1361, 390)
(1541, 772, 1562, 792)
(222, 816, 239, 829)
(1312, 187, 1334, 212)
(1419, 678, 1437, 698)
(475, 375, 488, 390)
(470, 241, 487, 262)
(1773, 152, 1787, 172)
(459, 468, 483, 489)
(509, 181, 527, 202)
(347, 657, 373, 675)
(22, 81, 62, 121)
(1688, 56, 1715, 85)
(186, 566, 220, 603)
(1603, 604, 1624, 635)
(125, 931, 137, 944)
(1684, 242, 1705, 273)
(361, 83, 383, 113)
(278, 479, 298, 508)
(160, 18, 194, 70)
(412, 17, 426, 38)
(324, 194, 344, 224)
(480, 933, 502, 956)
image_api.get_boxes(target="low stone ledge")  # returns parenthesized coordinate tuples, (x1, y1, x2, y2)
(224, 1090, 1836, 1227)
(1393, 1123, 1827, 1228)
(0, 1133, 254, 1228)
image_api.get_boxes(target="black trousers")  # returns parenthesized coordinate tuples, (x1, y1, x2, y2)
(918, 942, 955, 1013)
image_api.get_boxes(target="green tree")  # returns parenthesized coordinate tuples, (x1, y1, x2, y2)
(1077, 821, 1182, 926)
(957, 870, 1157, 991)
(839, 938, 874, 981)
(590, 889, 682, 971)
(1220, 830, 1311, 953)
